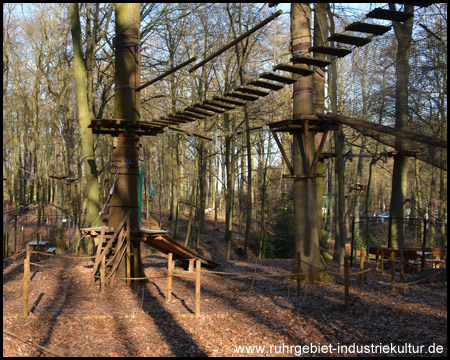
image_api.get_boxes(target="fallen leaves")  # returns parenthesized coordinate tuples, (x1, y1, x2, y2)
(3, 256, 447, 357)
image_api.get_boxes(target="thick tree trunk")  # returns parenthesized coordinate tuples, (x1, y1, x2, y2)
(388, 4, 414, 249)
(70, 3, 101, 230)
(108, 3, 143, 280)
(291, 3, 323, 279)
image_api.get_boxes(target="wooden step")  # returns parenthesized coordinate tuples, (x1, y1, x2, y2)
(259, 72, 296, 84)
(225, 92, 259, 101)
(204, 100, 236, 110)
(367, 8, 413, 22)
(328, 34, 371, 47)
(213, 96, 246, 106)
(345, 22, 391, 35)
(291, 56, 330, 67)
(309, 46, 351, 57)
(273, 63, 314, 76)
(235, 86, 270, 97)
(194, 103, 225, 113)
(247, 79, 284, 91)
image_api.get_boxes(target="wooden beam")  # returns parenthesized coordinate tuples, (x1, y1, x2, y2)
(136, 56, 198, 92)
(317, 113, 447, 149)
(168, 126, 213, 141)
(271, 131, 293, 175)
(189, 10, 283, 72)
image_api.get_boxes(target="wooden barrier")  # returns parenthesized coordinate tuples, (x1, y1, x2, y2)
(296, 252, 301, 297)
(101, 255, 105, 294)
(133, 248, 139, 292)
(358, 250, 365, 288)
(195, 259, 201, 318)
(344, 257, 349, 310)
(166, 253, 173, 301)
(391, 252, 396, 291)
(23, 244, 30, 319)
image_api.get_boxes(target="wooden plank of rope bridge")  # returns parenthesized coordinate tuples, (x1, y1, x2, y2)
(345, 22, 391, 35)
(247, 79, 284, 91)
(291, 56, 330, 67)
(309, 46, 351, 57)
(186, 107, 215, 117)
(204, 100, 236, 110)
(194, 103, 226, 113)
(234, 86, 270, 97)
(213, 96, 245, 106)
(327, 33, 371, 47)
(179, 111, 204, 119)
(273, 63, 314, 76)
(260, 72, 296, 84)
(225, 92, 259, 102)
(367, 7, 413, 22)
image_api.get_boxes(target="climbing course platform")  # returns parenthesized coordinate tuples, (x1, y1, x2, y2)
(81, 227, 218, 269)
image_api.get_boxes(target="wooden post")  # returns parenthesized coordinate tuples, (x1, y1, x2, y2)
(296, 252, 301, 297)
(101, 254, 105, 294)
(126, 218, 131, 286)
(391, 251, 396, 291)
(133, 247, 139, 292)
(195, 259, 201, 318)
(23, 243, 30, 319)
(359, 249, 365, 288)
(400, 249, 404, 282)
(381, 248, 385, 273)
(188, 259, 194, 272)
(344, 256, 349, 310)
(166, 253, 173, 301)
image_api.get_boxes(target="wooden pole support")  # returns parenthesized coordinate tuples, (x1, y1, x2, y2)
(166, 252, 173, 301)
(195, 259, 201, 318)
(188, 259, 194, 272)
(23, 243, 30, 319)
(344, 256, 349, 310)
(133, 248, 139, 292)
(359, 249, 365, 289)
(391, 251, 396, 291)
(101, 254, 106, 294)
(296, 252, 301, 297)
(126, 218, 131, 286)
(400, 249, 404, 282)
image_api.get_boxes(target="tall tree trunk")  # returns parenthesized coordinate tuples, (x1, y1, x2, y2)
(108, 3, 143, 280)
(70, 3, 101, 232)
(313, 3, 328, 245)
(388, 4, 414, 249)
(291, 3, 323, 279)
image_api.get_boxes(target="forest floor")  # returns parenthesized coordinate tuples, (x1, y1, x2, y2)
(3, 212, 448, 357)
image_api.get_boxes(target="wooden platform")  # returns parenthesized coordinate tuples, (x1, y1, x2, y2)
(81, 227, 218, 269)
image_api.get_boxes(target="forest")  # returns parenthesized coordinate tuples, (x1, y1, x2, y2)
(3, 3, 447, 357)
